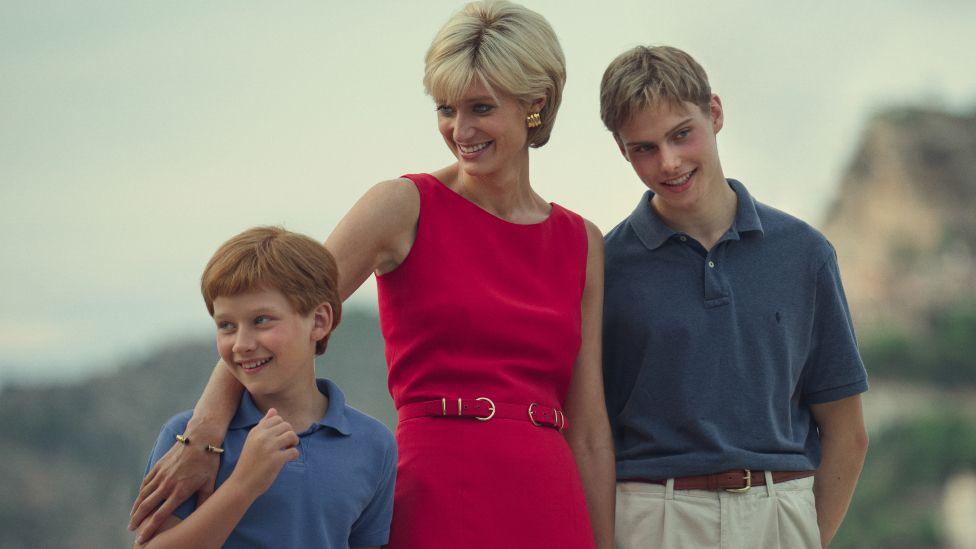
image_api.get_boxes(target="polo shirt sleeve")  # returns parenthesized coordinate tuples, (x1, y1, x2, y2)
(145, 414, 197, 520)
(348, 441, 397, 548)
(800, 249, 869, 404)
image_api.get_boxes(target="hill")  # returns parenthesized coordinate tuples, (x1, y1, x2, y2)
(822, 107, 976, 335)
(0, 308, 392, 548)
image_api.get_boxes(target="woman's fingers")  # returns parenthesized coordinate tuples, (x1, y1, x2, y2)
(128, 483, 166, 531)
(134, 495, 183, 544)
(130, 469, 161, 521)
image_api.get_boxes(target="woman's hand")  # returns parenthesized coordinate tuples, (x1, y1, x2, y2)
(128, 426, 222, 540)
(232, 409, 300, 496)
(130, 359, 244, 541)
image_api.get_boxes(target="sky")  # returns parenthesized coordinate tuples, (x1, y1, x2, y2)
(1, 0, 974, 384)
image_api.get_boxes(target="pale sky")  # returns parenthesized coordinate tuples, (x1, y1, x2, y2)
(2, 0, 974, 383)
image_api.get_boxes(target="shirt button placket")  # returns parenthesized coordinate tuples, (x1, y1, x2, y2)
(703, 251, 726, 306)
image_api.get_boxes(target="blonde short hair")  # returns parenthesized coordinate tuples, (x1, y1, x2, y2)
(424, 0, 566, 148)
(600, 45, 711, 134)
(201, 226, 342, 355)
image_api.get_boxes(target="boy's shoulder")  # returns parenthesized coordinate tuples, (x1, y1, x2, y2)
(752, 196, 836, 266)
(158, 409, 194, 437)
(306, 393, 397, 481)
(312, 379, 395, 455)
(341, 404, 396, 446)
(603, 193, 650, 259)
(604, 216, 631, 245)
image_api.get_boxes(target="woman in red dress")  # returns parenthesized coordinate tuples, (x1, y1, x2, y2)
(130, 2, 614, 547)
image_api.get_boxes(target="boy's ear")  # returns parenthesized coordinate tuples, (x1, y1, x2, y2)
(310, 303, 334, 343)
(709, 93, 724, 134)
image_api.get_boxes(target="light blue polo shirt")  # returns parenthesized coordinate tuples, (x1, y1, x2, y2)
(146, 379, 396, 548)
(603, 179, 868, 480)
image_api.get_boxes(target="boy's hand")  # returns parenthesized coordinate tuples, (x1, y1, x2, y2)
(233, 408, 300, 496)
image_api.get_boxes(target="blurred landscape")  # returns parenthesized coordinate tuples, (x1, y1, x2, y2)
(2, 106, 976, 548)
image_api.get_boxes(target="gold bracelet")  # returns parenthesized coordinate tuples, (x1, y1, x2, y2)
(175, 433, 224, 454)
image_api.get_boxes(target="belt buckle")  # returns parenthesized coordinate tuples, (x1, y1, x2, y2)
(441, 397, 495, 420)
(474, 397, 495, 421)
(725, 469, 752, 493)
(528, 402, 542, 426)
(528, 403, 565, 430)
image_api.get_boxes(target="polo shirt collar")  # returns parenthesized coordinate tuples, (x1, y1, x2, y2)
(314, 379, 353, 435)
(628, 178, 764, 251)
(628, 190, 674, 250)
(228, 378, 353, 436)
(728, 179, 764, 236)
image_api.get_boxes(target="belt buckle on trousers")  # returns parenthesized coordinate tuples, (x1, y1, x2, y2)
(724, 469, 752, 493)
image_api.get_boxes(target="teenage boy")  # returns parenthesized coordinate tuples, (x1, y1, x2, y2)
(135, 226, 396, 549)
(600, 46, 869, 548)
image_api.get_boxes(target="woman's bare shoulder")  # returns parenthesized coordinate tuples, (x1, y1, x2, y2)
(346, 177, 420, 228)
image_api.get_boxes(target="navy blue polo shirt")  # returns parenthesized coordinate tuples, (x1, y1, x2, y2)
(603, 179, 868, 480)
(145, 379, 396, 548)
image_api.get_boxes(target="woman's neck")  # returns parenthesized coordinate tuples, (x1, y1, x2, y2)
(435, 154, 550, 224)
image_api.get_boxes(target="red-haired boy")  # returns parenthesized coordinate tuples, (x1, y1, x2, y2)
(135, 226, 395, 549)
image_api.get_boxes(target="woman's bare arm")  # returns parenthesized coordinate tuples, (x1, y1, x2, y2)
(326, 178, 420, 296)
(129, 178, 420, 540)
(563, 219, 615, 549)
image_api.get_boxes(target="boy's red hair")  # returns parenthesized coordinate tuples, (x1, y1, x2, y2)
(201, 226, 341, 355)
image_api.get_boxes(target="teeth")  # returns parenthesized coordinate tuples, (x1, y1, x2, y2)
(240, 357, 272, 370)
(664, 170, 693, 186)
(458, 141, 491, 154)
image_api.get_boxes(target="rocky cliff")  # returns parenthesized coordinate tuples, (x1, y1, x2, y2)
(822, 108, 976, 333)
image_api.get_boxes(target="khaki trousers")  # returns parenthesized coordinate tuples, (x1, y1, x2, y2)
(615, 473, 822, 549)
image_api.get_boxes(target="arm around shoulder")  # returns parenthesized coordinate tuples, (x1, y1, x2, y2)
(135, 408, 301, 549)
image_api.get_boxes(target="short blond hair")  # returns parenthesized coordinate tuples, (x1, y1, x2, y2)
(600, 45, 711, 134)
(424, 0, 566, 148)
(201, 226, 342, 355)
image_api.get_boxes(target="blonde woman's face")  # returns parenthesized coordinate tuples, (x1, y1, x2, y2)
(435, 79, 532, 178)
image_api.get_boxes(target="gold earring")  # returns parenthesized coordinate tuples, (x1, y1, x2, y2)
(526, 112, 542, 128)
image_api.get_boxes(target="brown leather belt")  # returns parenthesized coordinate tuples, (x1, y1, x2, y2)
(629, 470, 815, 492)
(397, 397, 568, 431)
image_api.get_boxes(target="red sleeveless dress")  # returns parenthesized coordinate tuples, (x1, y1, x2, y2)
(377, 173, 595, 548)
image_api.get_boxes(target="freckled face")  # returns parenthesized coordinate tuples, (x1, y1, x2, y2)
(436, 79, 536, 178)
(616, 96, 725, 214)
(212, 289, 321, 398)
